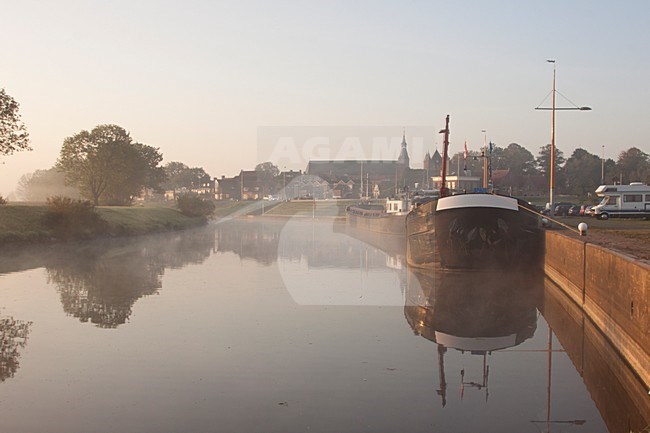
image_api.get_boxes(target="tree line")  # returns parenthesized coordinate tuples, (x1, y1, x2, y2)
(450, 142, 649, 198)
(12, 123, 214, 204)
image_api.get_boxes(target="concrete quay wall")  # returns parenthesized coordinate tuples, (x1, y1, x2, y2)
(543, 230, 650, 390)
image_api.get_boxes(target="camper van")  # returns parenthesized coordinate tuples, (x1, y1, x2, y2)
(592, 182, 650, 219)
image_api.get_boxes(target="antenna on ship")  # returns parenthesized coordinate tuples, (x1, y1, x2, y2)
(439, 115, 451, 198)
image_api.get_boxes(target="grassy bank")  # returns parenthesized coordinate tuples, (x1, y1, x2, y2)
(0, 204, 206, 243)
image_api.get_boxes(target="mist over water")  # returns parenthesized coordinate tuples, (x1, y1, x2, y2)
(0, 220, 640, 432)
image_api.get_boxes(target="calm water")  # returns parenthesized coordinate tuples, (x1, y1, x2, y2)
(0, 218, 646, 433)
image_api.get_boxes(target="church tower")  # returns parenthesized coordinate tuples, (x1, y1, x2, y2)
(397, 129, 410, 168)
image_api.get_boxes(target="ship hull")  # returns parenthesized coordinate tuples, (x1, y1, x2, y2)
(406, 194, 542, 270)
(406, 199, 438, 268)
(434, 194, 542, 269)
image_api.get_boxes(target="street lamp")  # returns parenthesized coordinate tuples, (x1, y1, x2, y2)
(535, 59, 591, 218)
(283, 166, 287, 201)
(601, 145, 605, 185)
(481, 129, 488, 189)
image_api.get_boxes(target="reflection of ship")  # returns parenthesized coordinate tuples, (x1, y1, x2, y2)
(405, 267, 540, 405)
(346, 197, 408, 236)
(406, 115, 542, 269)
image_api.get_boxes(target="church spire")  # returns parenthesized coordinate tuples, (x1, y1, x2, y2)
(398, 128, 410, 167)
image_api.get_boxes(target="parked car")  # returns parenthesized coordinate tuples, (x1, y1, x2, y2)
(567, 205, 581, 216)
(553, 202, 575, 216)
(584, 205, 595, 216)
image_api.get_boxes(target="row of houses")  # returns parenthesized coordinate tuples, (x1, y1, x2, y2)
(165, 134, 548, 201)
(163, 167, 547, 202)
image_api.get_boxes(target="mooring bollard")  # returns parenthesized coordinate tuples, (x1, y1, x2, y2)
(578, 222, 588, 236)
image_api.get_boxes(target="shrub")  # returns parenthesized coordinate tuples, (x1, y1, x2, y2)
(44, 196, 106, 239)
(0, 196, 7, 205)
(176, 193, 216, 217)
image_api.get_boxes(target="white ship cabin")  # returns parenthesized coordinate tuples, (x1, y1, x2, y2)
(386, 197, 409, 214)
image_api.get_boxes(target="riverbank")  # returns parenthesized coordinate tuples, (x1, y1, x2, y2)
(553, 217, 650, 262)
(543, 229, 650, 394)
(0, 204, 207, 244)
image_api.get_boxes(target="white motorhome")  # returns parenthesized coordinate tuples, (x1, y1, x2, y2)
(592, 182, 650, 219)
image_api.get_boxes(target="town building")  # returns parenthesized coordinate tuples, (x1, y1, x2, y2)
(431, 172, 482, 193)
(305, 131, 413, 198)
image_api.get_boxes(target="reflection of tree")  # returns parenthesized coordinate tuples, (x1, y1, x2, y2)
(0, 316, 32, 382)
(45, 227, 216, 328)
(47, 253, 162, 328)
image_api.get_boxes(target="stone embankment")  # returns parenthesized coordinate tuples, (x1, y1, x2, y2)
(543, 230, 649, 391)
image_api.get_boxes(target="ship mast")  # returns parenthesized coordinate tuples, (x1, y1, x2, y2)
(439, 115, 451, 198)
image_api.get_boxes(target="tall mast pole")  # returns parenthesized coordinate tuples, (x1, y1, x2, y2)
(482, 130, 488, 189)
(360, 161, 363, 199)
(601, 145, 605, 185)
(549, 60, 557, 218)
(440, 115, 450, 198)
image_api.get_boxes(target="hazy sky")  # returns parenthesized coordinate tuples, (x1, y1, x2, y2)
(2, 0, 649, 196)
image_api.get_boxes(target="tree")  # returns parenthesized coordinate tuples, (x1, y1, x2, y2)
(564, 148, 602, 198)
(501, 143, 537, 175)
(0, 88, 31, 156)
(255, 161, 280, 196)
(255, 161, 279, 178)
(616, 147, 649, 184)
(161, 162, 210, 190)
(17, 168, 80, 201)
(536, 144, 567, 193)
(57, 125, 165, 205)
(449, 150, 483, 176)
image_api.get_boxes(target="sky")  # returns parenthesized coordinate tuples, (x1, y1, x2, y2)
(2, 0, 649, 197)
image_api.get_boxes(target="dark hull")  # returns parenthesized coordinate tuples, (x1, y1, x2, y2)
(406, 194, 542, 270)
(434, 195, 542, 269)
(346, 211, 406, 236)
(406, 199, 438, 268)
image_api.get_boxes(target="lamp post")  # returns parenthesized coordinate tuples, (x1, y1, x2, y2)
(283, 166, 287, 201)
(601, 145, 605, 185)
(481, 129, 488, 189)
(535, 60, 591, 218)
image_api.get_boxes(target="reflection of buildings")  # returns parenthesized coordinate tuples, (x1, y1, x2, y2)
(0, 316, 31, 382)
(405, 267, 540, 406)
(214, 220, 403, 270)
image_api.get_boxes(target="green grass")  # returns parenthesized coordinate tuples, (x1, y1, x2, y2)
(0, 204, 207, 243)
(0, 205, 51, 242)
(96, 206, 206, 235)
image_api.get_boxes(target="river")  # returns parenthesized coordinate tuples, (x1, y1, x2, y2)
(0, 218, 646, 433)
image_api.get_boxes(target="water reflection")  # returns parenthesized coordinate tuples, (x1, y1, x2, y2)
(540, 277, 650, 433)
(0, 219, 645, 432)
(0, 228, 216, 328)
(405, 267, 541, 406)
(0, 316, 31, 382)
(46, 229, 216, 327)
(216, 219, 405, 270)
